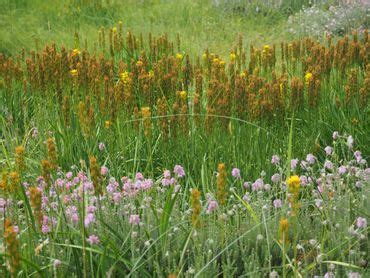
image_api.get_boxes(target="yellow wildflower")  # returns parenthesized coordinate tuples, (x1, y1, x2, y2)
(230, 53, 236, 62)
(120, 71, 130, 84)
(35, 238, 49, 256)
(287, 175, 300, 195)
(179, 91, 187, 100)
(105, 121, 112, 129)
(279, 218, 289, 243)
(72, 48, 81, 56)
(141, 107, 151, 117)
(176, 53, 183, 60)
(70, 69, 78, 77)
(305, 72, 313, 84)
(191, 188, 201, 227)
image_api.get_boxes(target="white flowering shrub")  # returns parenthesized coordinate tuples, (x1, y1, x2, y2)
(212, 0, 331, 15)
(288, 1, 369, 37)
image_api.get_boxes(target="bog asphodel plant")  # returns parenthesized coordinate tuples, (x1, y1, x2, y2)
(0, 25, 368, 141)
(141, 107, 152, 138)
(157, 97, 169, 140)
(41, 159, 52, 186)
(9, 171, 20, 193)
(191, 188, 201, 228)
(29, 186, 43, 228)
(279, 218, 289, 244)
(90, 156, 103, 196)
(46, 138, 57, 169)
(15, 145, 25, 173)
(0, 171, 8, 192)
(216, 163, 227, 206)
(4, 219, 20, 275)
(287, 175, 301, 215)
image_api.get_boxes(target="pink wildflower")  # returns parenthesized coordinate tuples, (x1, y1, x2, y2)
(174, 165, 185, 178)
(271, 155, 280, 165)
(273, 199, 282, 209)
(101, 166, 108, 176)
(206, 200, 218, 214)
(231, 168, 241, 179)
(87, 235, 100, 245)
(129, 214, 140, 225)
(98, 142, 105, 151)
(356, 217, 367, 229)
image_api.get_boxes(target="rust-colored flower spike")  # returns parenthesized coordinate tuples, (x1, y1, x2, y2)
(41, 159, 52, 186)
(4, 219, 20, 275)
(157, 97, 169, 140)
(29, 187, 42, 228)
(141, 107, 152, 138)
(15, 146, 26, 173)
(89, 156, 103, 196)
(345, 69, 359, 105)
(216, 163, 227, 206)
(0, 171, 8, 193)
(191, 188, 201, 228)
(279, 218, 289, 244)
(9, 171, 20, 193)
(62, 95, 71, 127)
(46, 138, 57, 169)
(360, 68, 369, 108)
(78, 97, 95, 137)
(178, 91, 188, 135)
(290, 77, 304, 110)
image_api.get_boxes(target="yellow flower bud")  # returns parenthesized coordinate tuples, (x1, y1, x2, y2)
(70, 69, 78, 77)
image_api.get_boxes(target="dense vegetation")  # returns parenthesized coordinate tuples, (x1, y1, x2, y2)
(0, 0, 369, 277)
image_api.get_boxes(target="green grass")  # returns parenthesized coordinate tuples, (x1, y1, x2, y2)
(0, 0, 290, 57)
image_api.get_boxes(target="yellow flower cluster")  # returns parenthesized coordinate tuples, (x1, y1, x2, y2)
(72, 48, 81, 56)
(179, 91, 187, 100)
(305, 72, 313, 85)
(70, 69, 78, 77)
(120, 71, 130, 84)
(287, 175, 300, 195)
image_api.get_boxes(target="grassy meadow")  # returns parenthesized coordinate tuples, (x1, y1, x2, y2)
(0, 0, 369, 277)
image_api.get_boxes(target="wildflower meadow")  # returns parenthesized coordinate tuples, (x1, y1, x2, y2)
(0, 0, 369, 277)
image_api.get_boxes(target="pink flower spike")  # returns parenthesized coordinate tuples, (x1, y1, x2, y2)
(231, 168, 241, 179)
(135, 172, 144, 181)
(173, 165, 185, 178)
(332, 131, 339, 140)
(356, 217, 367, 229)
(98, 142, 105, 151)
(101, 166, 108, 176)
(271, 155, 280, 165)
(129, 214, 140, 225)
(87, 235, 100, 245)
(53, 259, 62, 268)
